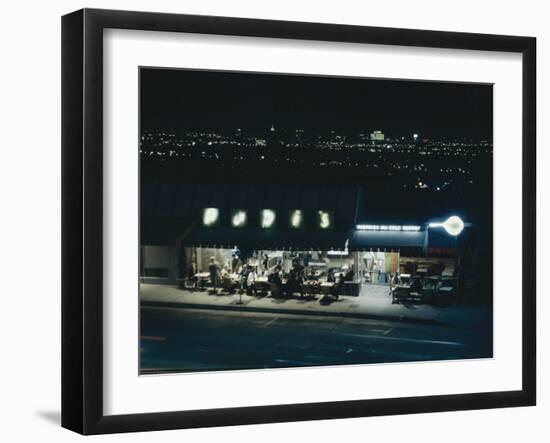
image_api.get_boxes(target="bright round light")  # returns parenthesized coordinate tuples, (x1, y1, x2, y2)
(442, 216, 465, 236)
(203, 208, 219, 226)
(261, 209, 276, 228)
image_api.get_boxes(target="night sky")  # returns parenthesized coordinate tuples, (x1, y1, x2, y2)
(140, 67, 493, 140)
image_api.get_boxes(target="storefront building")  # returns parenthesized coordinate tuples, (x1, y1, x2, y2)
(140, 183, 480, 301)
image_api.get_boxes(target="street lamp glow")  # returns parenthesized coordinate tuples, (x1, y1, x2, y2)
(203, 208, 219, 226)
(318, 210, 332, 229)
(429, 215, 465, 236)
(290, 210, 303, 228)
(231, 210, 247, 227)
(261, 209, 276, 228)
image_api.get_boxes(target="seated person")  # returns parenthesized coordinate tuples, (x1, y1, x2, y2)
(391, 272, 401, 286)
(409, 276, 423, 294)
(220, 268, 235, 294)
(389, 272, 401, 295)
(269, 271, 283, 298)
(304, 268, 317, 281)
(287, 265, 303, 297)
(246, 266, 257, 296)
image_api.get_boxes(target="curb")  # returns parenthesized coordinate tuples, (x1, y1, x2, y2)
(141, 299, 452, 328)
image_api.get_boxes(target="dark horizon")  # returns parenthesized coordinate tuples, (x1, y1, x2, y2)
(140, 68, 493, 140)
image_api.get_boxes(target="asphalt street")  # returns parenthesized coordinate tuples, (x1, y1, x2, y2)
(140, 306, 492, 374)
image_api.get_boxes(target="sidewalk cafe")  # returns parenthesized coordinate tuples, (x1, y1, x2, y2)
(139, 182, 470, 305)
(179, 226, 359, 301)
(175, 215, 465, 304)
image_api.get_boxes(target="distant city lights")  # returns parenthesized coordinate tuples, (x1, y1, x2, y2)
(141, 128, 491, 194)
(370, 130, 385, 141)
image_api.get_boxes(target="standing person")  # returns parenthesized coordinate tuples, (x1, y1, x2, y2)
(288, 259, 304, 297)
(335, 272, 345, 298)
(186, 263, 197, 290)
(344, 264, 355, 282)
(208, 256, 220, 292)
(239, 264, 249, 294)
(246, 265, 257, 296)
(231, 253, 240, 273)
(262, 253, 269, 272)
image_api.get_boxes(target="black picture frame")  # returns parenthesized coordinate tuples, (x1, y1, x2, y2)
(62, 8, 536, 435)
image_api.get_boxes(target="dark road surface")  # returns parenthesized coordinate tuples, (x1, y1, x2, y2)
(140, 306, 492, 374)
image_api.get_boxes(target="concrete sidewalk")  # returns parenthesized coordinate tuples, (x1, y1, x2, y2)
(140, 283, 491, 330)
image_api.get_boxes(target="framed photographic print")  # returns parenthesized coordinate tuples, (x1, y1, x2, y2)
(61, 8, 536, 435)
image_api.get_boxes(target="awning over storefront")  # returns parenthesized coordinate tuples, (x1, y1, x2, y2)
(141, 182, 358, 227)
(181, 227, 351, 251)
(140, 182, 359, 247)
(140, 217, 188, 246)
(350, 230, 427, 251)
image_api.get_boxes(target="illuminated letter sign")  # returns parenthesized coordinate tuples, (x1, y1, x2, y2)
(260, 209, 276, 228)
(318, 210, 332, 229)
(203, 208, 220, 227)
(289, 210, 304, 229)
(231, 210, 247, 228)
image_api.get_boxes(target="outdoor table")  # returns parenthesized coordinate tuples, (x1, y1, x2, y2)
(392, 284, 411, 303)
(395, 284, 411, 290)
(302, 281, 321, 298)
(254, 278, 271, 295)
(320, 282, 335, 294)
(230, 273, 242, 283)
(194, 272, 211, 284)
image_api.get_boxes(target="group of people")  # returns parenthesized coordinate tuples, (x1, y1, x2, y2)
(194, 255, 355, 300)
(204, 255, 270, 296)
